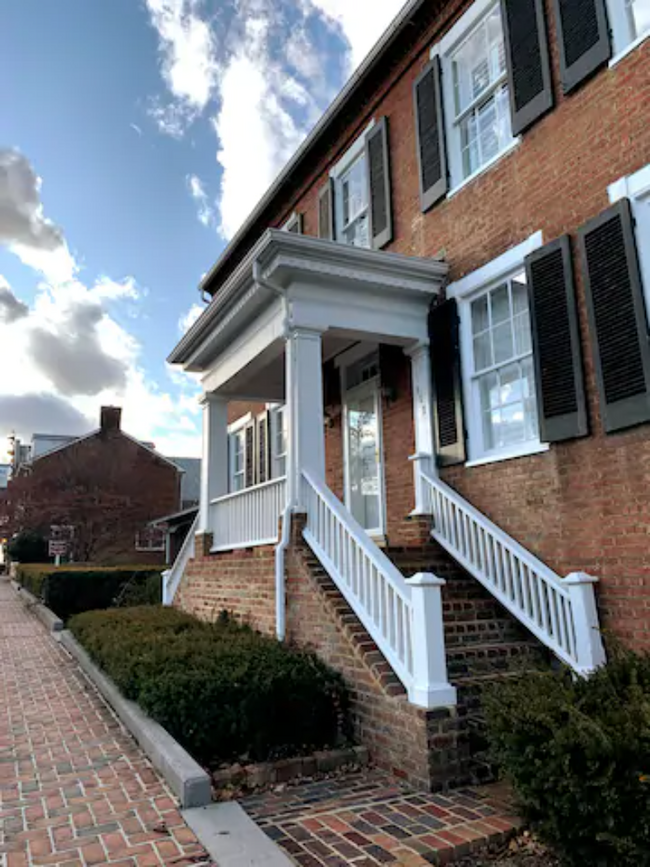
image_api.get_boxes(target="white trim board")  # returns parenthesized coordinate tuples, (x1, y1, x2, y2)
(446, 232, 543, 300)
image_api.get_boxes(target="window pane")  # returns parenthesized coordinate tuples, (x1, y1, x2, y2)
(500, 403, 526, 446)
(452, 9, 505, 114)
(499, 362, 523, 404)
(461, 113, 481, 177)
(473, 332, 492, 371)
(343, 213, 369, 247)
(341, 154, 367, 225)
(491, 283, 510, 324)
(512, 276, 528, 314)
(483, 408, 500, 451)
(471, 295, 489, 335)
(522, 357, 539, 439)
(476, 97, 500, 164)
(513, 311, 531, 354)
(493, 321, 514, 363)
(479, 371, 499, 411)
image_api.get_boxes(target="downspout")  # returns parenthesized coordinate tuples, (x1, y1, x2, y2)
(253, 260, 293, 642)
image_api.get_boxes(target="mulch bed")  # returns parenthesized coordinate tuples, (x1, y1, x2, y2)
(457, 832, 561, 866)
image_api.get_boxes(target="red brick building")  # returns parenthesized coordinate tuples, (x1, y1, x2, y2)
(9, 407, 182, 564)
(166, 0, 650, 788)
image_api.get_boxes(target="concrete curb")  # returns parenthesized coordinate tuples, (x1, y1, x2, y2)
(183, 802, 293, 866)
(11, 581, 64, 633)
(59, 630, 212, 809)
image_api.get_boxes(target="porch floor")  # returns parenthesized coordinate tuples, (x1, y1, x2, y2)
(242, 770, 521, 866)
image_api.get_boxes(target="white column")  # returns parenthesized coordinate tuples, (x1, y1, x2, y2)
(198, 394, 229, 535)
(405, 341, 436, 514)
(285, 327, 325, 507)
(406, 573, 457, 709)
(564, 572, 607, 674)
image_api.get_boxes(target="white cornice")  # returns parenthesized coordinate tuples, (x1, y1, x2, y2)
(169, 231, 448, 369)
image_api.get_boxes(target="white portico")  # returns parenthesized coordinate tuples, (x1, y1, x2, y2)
(168, 230, 457, 710)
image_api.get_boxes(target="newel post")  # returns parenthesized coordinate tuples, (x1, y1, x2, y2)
(564, 572, 607, 674)
(406, 573, 457, 709)
(198, 394, 228, 535)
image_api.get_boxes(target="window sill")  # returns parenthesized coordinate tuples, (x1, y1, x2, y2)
(465, 441, 549, 468)
(609, 30, 650, 69)
(447, 139, 521, 200)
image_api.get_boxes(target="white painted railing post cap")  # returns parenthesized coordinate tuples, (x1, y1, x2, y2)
(564, 572, 599, 585)
(409, 684, 458, 709)
(406, 572, 446, 588)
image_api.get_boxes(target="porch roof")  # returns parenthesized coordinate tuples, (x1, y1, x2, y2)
(169, 230, 448, 372)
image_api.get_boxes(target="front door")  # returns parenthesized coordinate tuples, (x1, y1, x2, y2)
(343, 379, 385, 536)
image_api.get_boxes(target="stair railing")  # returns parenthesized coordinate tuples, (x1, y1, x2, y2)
(300, 469, 457, 709)
(162, 514, 198, 606)
(421, 470, 605, 674)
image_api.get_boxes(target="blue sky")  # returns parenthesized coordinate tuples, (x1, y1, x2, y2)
(0, 0, 405, 460)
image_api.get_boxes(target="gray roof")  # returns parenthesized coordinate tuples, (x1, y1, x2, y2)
(169, 457, 201, 505)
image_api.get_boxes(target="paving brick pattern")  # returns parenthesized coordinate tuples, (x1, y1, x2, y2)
(243, 770, 521, 866)
(0, 581, 211, 866)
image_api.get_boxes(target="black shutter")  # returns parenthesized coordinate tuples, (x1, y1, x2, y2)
(525, 236, 588, 442)
(414, 57, 448, 213)
(578, 198, 650, 433)
(501, 0, 553, 135)
(553, 0, 611, 93)
(379, 343, 403, 399)
(318, 180, 335, 240)
(257, 415, 269, 484)
(286, 213, 303, 234)
(429, 299, 466, 466)
(366, 117, 393, 249)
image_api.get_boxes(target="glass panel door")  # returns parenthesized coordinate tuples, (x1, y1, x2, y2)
(344, 380, 385, 535)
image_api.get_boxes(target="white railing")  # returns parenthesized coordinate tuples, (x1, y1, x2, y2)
(162, 514, 198, 606)
(210, 476, 287, 552)
(421, 470, 606, 674)
(301, 469, 456, 709)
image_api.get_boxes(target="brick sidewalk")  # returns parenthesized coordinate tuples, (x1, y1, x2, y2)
(0, 580, 212, 867)
(243, 771, 520, 866)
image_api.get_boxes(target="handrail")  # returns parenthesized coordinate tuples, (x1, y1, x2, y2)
(300, 469, 456, 708)
(162, 514, 198, 606)
(210, 475, 286, 506)
(421, 470, 605, 674)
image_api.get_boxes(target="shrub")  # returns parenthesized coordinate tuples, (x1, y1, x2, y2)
(16, 564, 162, 620)
(8, 531, 48, 564)
(484, 650, 650, 866)
(69, 606, 350, 767)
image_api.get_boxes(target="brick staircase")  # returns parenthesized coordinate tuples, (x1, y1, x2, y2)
(387, 544, 550, 782)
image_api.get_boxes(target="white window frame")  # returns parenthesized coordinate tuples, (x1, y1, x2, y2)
(269, 405, 288, 479)
(607, 0, 650, 66)
(228, 413, 253, 492)
(431, 0, 519, 196)
(447, 232, 549, 466)
(609, 162, 650, 320)
(330, 120, 375, 248)
(283, 212, 301, 232)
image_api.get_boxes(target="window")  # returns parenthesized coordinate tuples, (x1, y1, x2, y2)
(331, 124, 374, 248)
(270, 406, 287, 478)
(608, 0, 650, 57)
(229, 426, 248, 492)
(469, 276, 538, 455)
(449, 233, 546, 464)
(436, 0, 516, 189)
(135, 526, 165, 552)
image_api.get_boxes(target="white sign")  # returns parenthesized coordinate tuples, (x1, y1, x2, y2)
(48, 540, 68, 557)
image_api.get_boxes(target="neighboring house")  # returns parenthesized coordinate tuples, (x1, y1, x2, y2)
(8, 406, 182, 564)
(0, 464, 10, 490)
(168, 457, 201, 509)
(166, 0, 650, 790)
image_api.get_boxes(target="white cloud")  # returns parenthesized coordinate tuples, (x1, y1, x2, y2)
(0, 149, 201, 458)
(187, 174, 216, 227)
(145, 0, 218, 132)
(306, 0, 406, 71)
(178, 301, 204, 334)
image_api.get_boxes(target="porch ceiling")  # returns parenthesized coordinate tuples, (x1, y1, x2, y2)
(169, 231, 448, 375)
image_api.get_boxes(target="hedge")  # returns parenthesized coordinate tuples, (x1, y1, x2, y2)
(16, 564, 162, 620)
(484, 650, 650, 866)
(69, 607, 350, 767)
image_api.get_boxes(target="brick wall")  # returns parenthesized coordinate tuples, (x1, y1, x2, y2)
(222, 4, 650, 649)
(176, 532, 277, 635)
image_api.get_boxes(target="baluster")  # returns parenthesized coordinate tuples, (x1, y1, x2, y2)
(548, 586, 561, 647)
(538, 579, 552, 635)
(477, 527, 487, 577)
(503, 549, 514, 602)
(516, 559, 528, 615)
(557, 594, 570, 655)
(492, 539, 504, 592)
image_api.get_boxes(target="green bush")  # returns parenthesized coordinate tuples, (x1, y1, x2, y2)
(69, 606, 350, 767)
(484, 651, 650, 866)
(16, 564, 162, 620)
(8, 531, 48, 564)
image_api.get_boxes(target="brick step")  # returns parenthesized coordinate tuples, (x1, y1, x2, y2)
(446, 640, 543, 679)
(444, 616, 530, 647)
